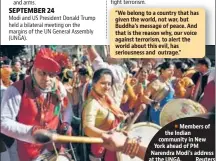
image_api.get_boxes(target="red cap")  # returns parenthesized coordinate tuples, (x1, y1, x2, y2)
(34, 48, 69, 73)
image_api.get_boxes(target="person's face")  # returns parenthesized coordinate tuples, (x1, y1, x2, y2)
(93, 74, 112, 96)
(22, 59, 27, 65)
(196, 64, 207, 73)
(147, 62, 153, 70)
(142, 59, 153, 71)
(75, 65, 82, 72)
(161, 65, 174, 79)
(67, 59, 72, 68)
(79, 74, 89, 84)
(138, 69, 148, 82)
(150, 59, 157, 66)
(174, 67, 182, 78)
(33, 68, 56, 89)
(84, 60, 89, 66)
(73, 58, 78, 64)
(26, 61, 31, 67)
(141, 59, 151, 66)
(14, 62, 21, 71)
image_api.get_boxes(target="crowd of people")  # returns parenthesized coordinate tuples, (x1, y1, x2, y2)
(0, 46, 215, 161)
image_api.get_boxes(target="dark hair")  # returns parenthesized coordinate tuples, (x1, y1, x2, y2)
(124, 60, 133, 74)
(82, 56, 88, 63)
(197, 57, 211, 68)
(174, 61, 188, 73)
(156, 61, 174, 73)
(72, 55, 77, 59)
(3, 59, 11, 66)
(75, 61, 81, 67)
(92, 68, 114, 85)
(78, 67, 89, 76)
(60, 69, 73, 83)
(62, 77, 69, 83)
(65, 70, 73, 79)
(12, 61, 20, 66)
(184, 59, 195, 68)
(10, 73, 17, 82)
(19, 73, 26, 80)
(136, 67, 148, 77)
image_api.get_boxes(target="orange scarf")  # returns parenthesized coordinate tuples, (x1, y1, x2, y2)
(90, 89, 124, 119)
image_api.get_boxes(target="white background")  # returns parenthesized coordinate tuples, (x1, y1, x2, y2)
(1, 0, 215, 45)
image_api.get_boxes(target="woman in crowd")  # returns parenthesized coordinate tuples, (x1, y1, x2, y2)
(183, 59, 197, 78)
(143, 61, 175, 125)
(10, 61, 24, 82)
(82, 68, 125, 161)
(140, 59, 158, 82)
(121, 67, 149, 112)
(173, 61, 194, 98)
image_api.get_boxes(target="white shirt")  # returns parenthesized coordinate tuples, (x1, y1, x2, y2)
(0, 82, 7, 103)
(207, 68, 215, 83)
(1, 81, 73, 144)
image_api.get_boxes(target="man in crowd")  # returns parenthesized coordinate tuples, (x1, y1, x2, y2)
(1, 48, 73, 161)
(10, 61, 25, 82)
(191, 57, 212, 101)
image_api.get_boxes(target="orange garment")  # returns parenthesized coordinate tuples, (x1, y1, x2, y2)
(0, 67, 12, 87)
(184, 68, 196, 78)
(90, 89, 124, 118)
(174, 77, 194, 98)
(121, 77, 137, 109)
(121, 77, 147, 110)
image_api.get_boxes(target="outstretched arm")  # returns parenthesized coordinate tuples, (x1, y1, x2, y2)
(85, 45, 99, 63)
(102, 132, 146, 160)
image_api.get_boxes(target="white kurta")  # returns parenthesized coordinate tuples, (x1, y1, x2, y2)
(0, 82, 7, 103)
(1, 83, 20, 161)
(1, 81, 73, 144)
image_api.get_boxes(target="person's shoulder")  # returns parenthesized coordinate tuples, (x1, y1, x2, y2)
(2, 85, 21, 99)
(84, 97, 97, 105)
(1, 84, 7, 90)
(12, 76, 30, 90)
(83, 97, 100, 110)
(192, 71, 200, 76)
(182, 76, 193, 81)
(111, 64, 127, 80)
(112, 64, 126, 72)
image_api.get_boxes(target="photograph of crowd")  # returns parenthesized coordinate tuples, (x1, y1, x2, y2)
(0, 45, 215, 161)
